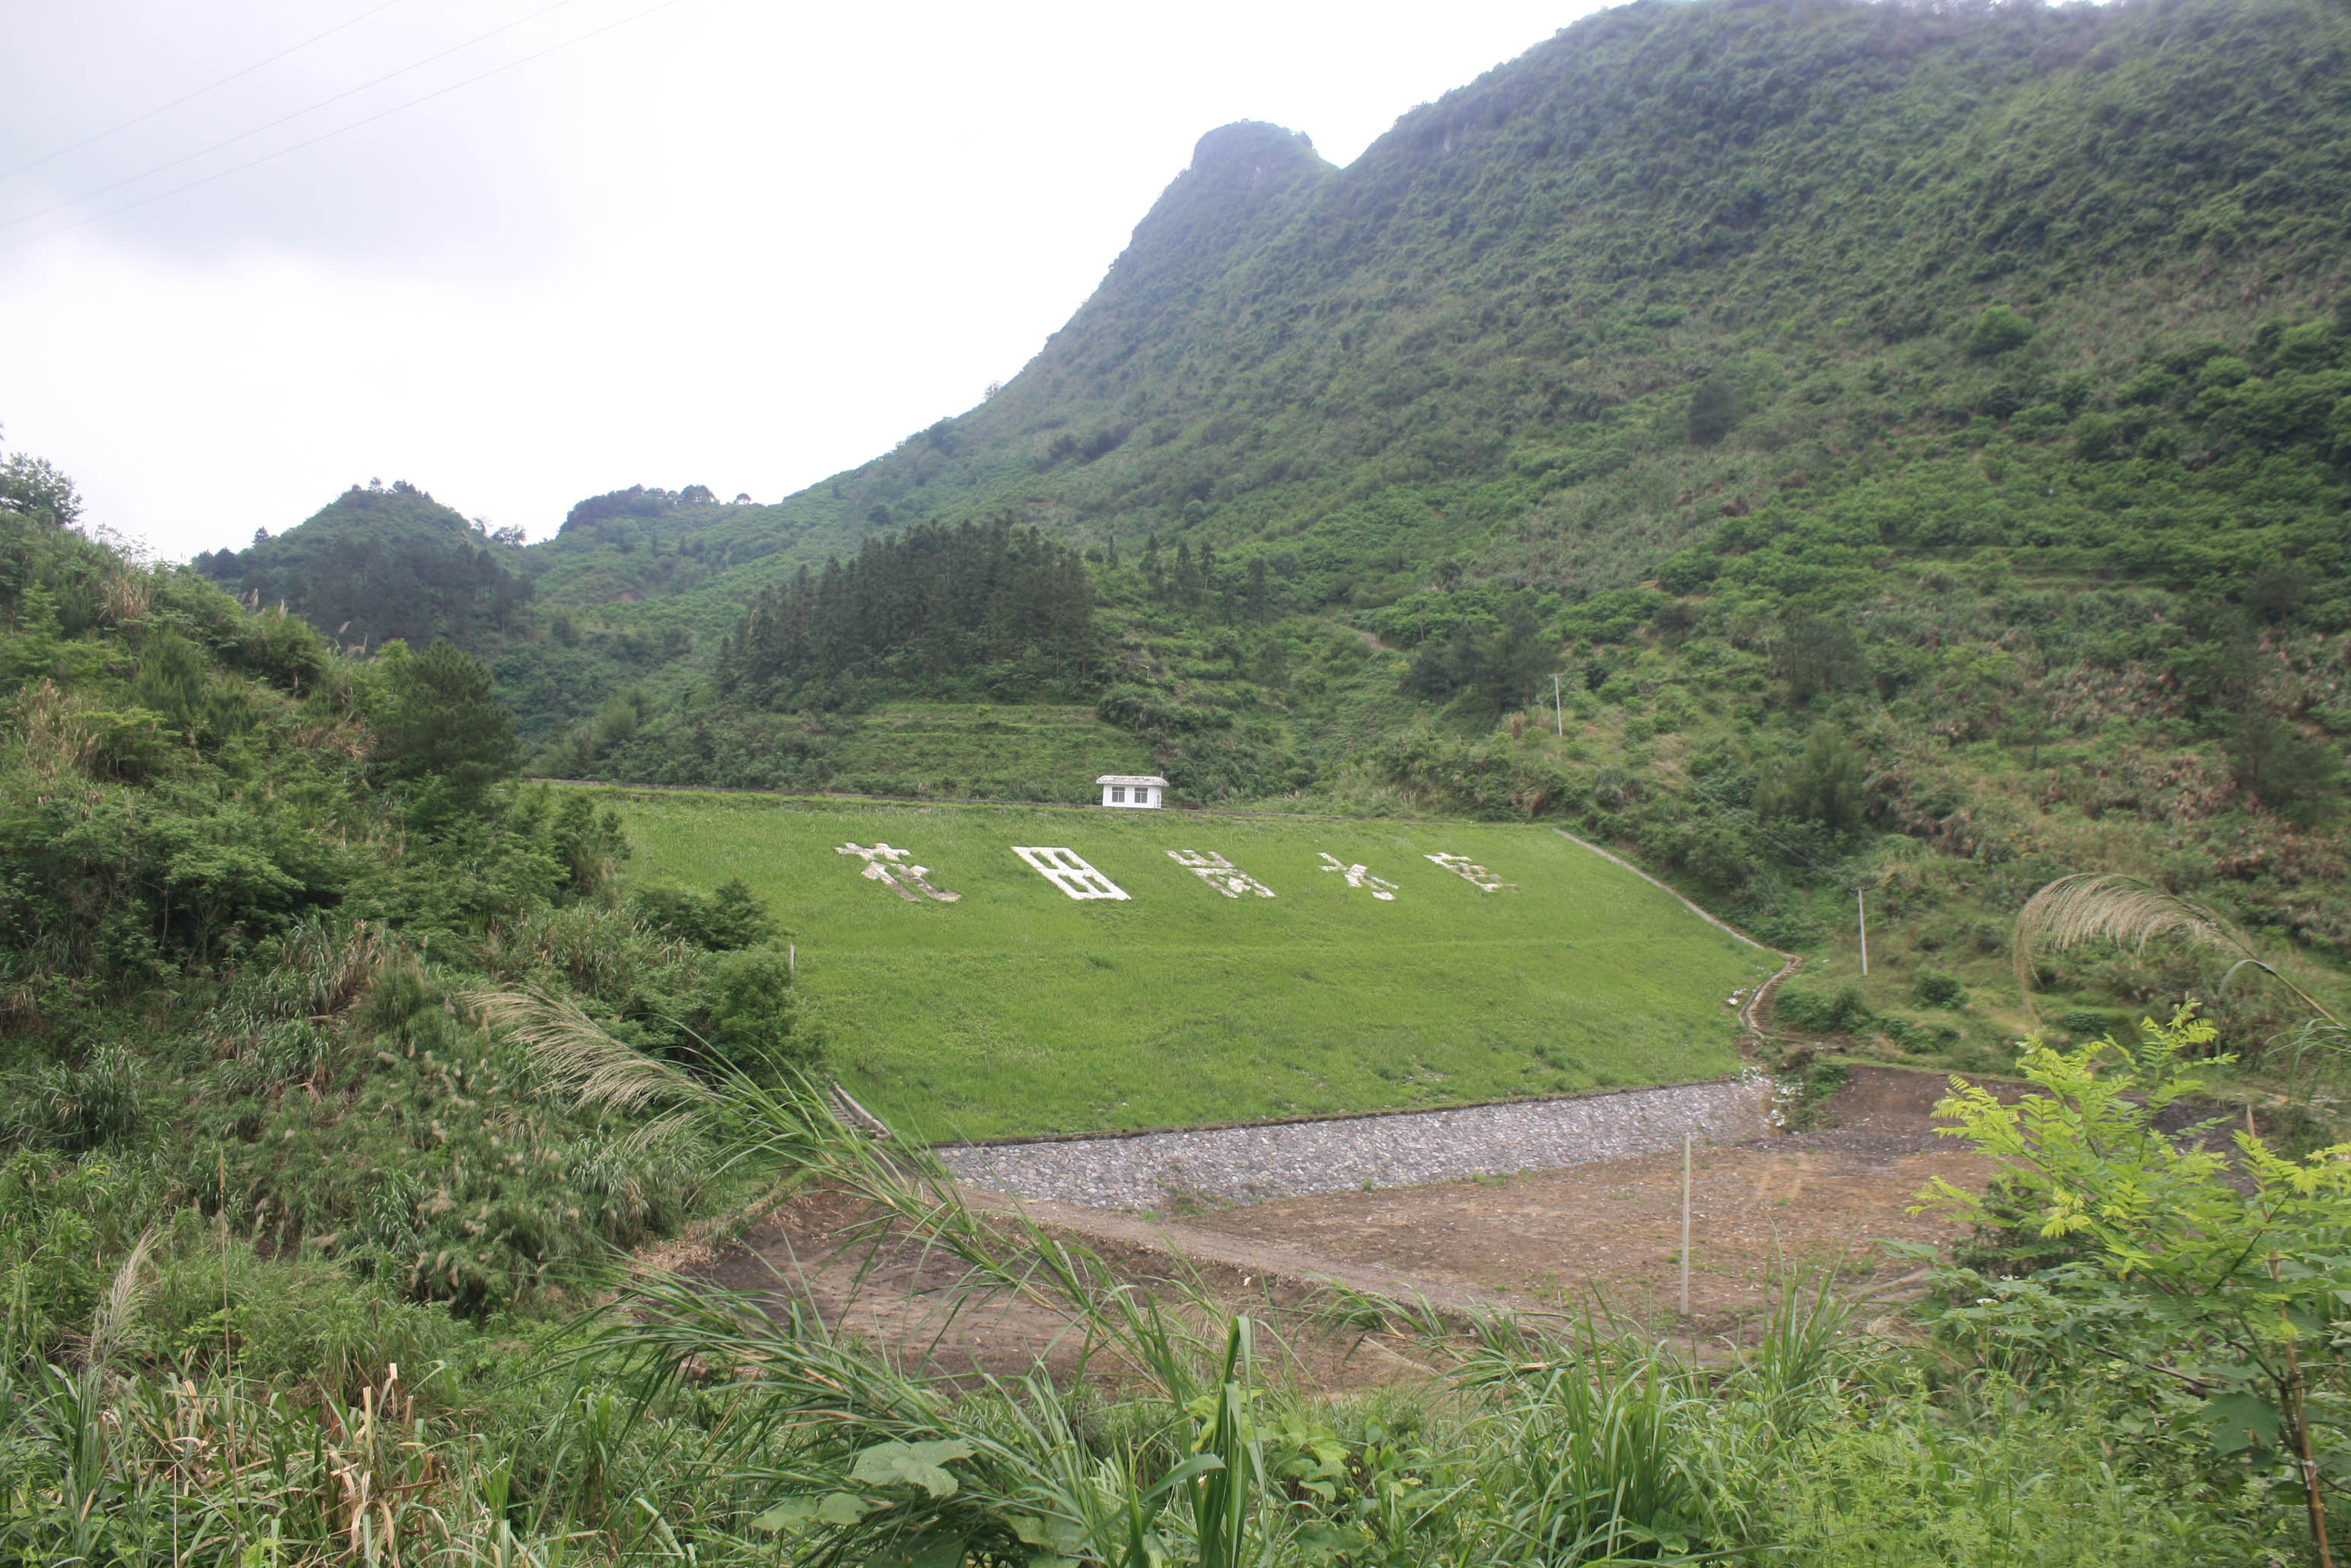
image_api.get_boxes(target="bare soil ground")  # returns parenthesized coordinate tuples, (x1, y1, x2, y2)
(696, 1065, 2003, 1380)
(693, 1186, 1443, 1389)
(1175, 1065, 1999, 1335)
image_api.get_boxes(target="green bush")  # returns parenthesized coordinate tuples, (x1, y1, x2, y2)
(632, 877, 776, 951)
(1688, 374, 1738, 444)
(2056, 1006, 2120, 1038)
(372, 638, 519, 807)
(1964, 304, 2036, 359)
(1774, 984, 1872, 1035)
(1776, 1376, 2243, 1566)
(148, 1242, 462, 1397)
(1909, 970, 1966, 1009)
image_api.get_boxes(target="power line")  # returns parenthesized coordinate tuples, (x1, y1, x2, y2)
(0, 0, 696, 254)
(0, 0, 594, 233)
(0, 0, 413, 185)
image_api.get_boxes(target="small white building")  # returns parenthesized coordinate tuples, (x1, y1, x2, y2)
(1097, 773, 1169, 809)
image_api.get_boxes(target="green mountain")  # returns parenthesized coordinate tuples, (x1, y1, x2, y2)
(1, 476, 817, 1325)
(237, 0, 2351, 1058)
(524, 0, 2349, 617)
(193, 480, 531, 652)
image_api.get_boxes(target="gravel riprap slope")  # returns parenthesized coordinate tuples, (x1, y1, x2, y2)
(938, 1076, 1772, 1211)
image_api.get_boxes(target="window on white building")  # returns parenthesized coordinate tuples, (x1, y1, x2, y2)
(1111, 786, 1126, 803)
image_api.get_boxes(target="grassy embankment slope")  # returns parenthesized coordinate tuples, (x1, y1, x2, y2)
(511, 0, 2351, 1085)
(620, 793, 1767, 1136)
(199, 0, 2351, 1078)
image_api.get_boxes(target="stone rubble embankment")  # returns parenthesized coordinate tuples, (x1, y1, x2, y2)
(938, 1076, 1773, 1212)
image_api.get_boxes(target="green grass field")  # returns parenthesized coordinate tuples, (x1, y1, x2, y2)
(616, 793, 1774, 1137)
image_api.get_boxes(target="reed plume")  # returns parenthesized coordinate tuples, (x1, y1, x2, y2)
(464, 986, 718, 1113)
(2013, 873, 2337, 1023)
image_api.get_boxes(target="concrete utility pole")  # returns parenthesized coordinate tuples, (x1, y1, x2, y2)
(1680, 1131, 1693, 1317)
(1553, 673, 1565, 735)
(1856, 889, 1869, 976)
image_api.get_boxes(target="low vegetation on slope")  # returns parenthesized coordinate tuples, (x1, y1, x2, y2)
(4, 980, 2342, 1563)
(450, 0, 2351, 1082)
(0, 468, 813, 1334)
(616, 794, 1767, 1135)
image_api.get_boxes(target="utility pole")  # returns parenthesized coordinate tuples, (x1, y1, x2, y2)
(1553, 673, 1565, 736)
(1680, 1131, 1693, 1318)
(1856, 888, 1869, 976)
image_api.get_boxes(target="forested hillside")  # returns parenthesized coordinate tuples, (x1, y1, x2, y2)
(715, 521, 1101, 707)
(2, 468, 814, 1327)
(192, 479, 532, 652)
(14, 0, 2351, 1554)
(211, 0, 2351, 1056)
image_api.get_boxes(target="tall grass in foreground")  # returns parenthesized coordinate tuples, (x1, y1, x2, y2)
(0, 1019, 2280, 1563)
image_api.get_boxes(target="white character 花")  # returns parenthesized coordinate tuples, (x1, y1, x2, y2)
(836, 842, 960, 902)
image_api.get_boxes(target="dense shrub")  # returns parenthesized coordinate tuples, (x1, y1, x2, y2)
(633, 877, 776, 951)
(1773, 984, 1872, 1035)
(1910, 970, 1966, 1009)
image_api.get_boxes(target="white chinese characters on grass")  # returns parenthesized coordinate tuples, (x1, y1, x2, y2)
(1012, 846, 1129, 900)
(1168, 849, 1275, 899)
(836, 842, 960, 903)
(1318, 851, 1397, 901)
(1426, 853, 1515, 892)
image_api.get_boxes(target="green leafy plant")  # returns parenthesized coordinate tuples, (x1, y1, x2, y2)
(1909, 970, 1965, 1009)
(1924, 1005, 2351, 1563)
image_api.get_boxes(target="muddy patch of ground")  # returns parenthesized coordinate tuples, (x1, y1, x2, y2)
(1177, 1065, 1996, 1334)
(700, 1066, 2004, 1376)
(693, 1187, 1443, 1389)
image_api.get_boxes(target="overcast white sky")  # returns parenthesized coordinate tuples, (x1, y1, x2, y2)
(0, 0, 1603, 561)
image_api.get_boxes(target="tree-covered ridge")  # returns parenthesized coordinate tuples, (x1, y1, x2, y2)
(209, 0, 2351, 742)
(1, 473, 811, 1324)
(715, 519, 1101, 707)
(174, 0, 2351, 1052)
(776, 0, 2351, 575)
(556, 482, 728, 540)
(192, 479, 531, 655)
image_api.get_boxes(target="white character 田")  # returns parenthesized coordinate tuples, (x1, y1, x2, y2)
(1426, 853, 1515, 892)
(836, 842, 960, 902)
(1318, 851, 1397, 900)
(1012, 846, 1129, 900)
(1168, 849, 1275, 898)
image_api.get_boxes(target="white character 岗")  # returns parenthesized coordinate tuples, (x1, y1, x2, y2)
(1167, 849, 1275, 898)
